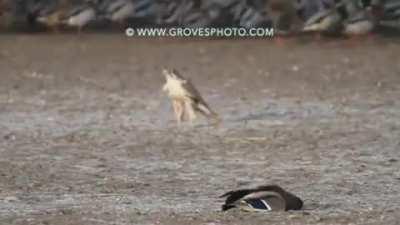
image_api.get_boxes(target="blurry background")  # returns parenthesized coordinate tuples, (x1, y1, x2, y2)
(0, 0, 399, 35)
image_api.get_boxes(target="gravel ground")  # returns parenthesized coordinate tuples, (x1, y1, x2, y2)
(0, 34, 400, 225)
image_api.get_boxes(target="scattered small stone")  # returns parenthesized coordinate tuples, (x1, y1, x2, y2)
(205, 223, 217, 225)
(122, 200, 132, 205)
(291, 65, 300, 72)
(4, 133, 16, 141)
(4, 196, 18, 202)
(388, 158, 398, 163)
(60, 208, 74, 215)
(246, 55, 255, 63)
(198, 47, 206, 54)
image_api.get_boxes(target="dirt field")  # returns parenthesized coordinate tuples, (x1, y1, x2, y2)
(0, 33, 400, 225)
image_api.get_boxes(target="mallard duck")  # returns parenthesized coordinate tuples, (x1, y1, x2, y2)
(130, 0, 157, 18)
(226, 0, 269, 29)
(239, 5, 269, 28)
(198, 0, 233, 27)
(61, 1, 97, 34)
(36, 10, 65, 32)
(220, 185, 303, 212)
(35, 0, 69, 32)
(342, 0, 383, 36)
(162, 0, 217, 28)
(160, 0, 195, 25)
(162, 68, 220, 126)
(180, 8, 215, 28)
(302, 2, 348, 35)
(102, 0, 135, 24)
(266, 0, 302, 34)
(377, 0, 399, 26)
(382, 0, 400, 18)
(343, 7, 375, 35)
(297, 0, 336, 22)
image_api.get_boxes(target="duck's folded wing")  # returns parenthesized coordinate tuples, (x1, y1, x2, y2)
(254, 185, 303, 210)
(220, 189, 252, 204)
(242, 191, 286, 211)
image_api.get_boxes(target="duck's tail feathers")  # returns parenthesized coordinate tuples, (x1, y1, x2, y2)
(221, 204, 236, 211)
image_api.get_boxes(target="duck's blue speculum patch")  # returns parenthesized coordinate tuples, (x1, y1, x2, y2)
(244, 199, 272, 210)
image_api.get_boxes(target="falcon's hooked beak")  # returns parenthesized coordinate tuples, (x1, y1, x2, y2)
(162, 68, 170, 79)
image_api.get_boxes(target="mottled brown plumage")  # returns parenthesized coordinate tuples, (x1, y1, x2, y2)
(162, 68, 220, 126)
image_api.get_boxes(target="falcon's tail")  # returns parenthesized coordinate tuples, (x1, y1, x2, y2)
(195, 101, 221, 125)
